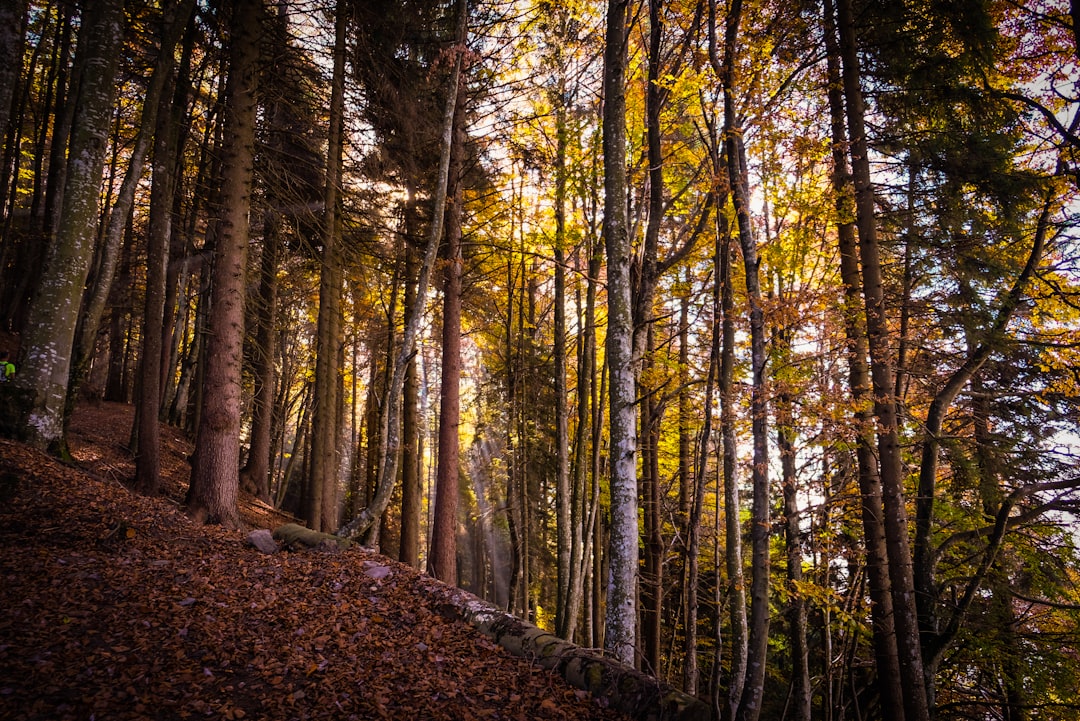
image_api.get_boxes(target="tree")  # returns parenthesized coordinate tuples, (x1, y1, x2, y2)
(186, 0, 265, 528)
(836, 0, 930, 717)
(307, 0, 348, 533)
(11, 0, 125, 454)
(337, 0, 467, 545)
(429, 69, 467, 583)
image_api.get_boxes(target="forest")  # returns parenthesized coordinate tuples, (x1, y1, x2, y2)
(0, 0, 1078, 719)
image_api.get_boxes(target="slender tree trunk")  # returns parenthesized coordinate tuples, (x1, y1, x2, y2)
(13, 0, 124, 454)
(186, 0, 264, 528)
(429, 87, 466, 583)
(721, 4, 770, 718)
(336, 0, 467, 545)
(135, 43, 185, 495)
(685, 242, 721, 695)
(835, 0, 930, 718)
(821, 2, 907, 717)
(309, 0, 348, 533)
(721, 226, 747, 720)
(399, 210, 422, 568)
(777, 373, 812, 721)
(553, 88, 573, 639)
(601, 0, 638, 668)
(241, 209, 280, 503)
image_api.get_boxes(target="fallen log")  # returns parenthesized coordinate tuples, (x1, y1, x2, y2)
(422, 580, 712, 721)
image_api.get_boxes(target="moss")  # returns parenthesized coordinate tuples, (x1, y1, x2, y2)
(272, 522, 352, 550)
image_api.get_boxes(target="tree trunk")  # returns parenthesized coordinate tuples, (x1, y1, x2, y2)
(553, 83, 573, 639)
(135, 39, 186, 496)
(429, 87, 466, 583)
(186, 0, 264, 529)
(308, 0, 347, 533)
(241, 209, 280, 503)
(336, 0, 467, 545)
(821, 2, 907, 717)
(399, 216, 422, 568)
(685, 244, 721, 695)
(721, 4, 770, 719)
(835, 0, 930, 718)
(777, 376, 812, 721)
(601, 0, 638, 668)
(13, 0, 125, 454)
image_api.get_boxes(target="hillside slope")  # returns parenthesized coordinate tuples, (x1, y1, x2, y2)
(0, 404, 635, 721)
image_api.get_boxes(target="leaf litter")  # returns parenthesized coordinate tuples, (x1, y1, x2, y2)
(0, 403, 631, 721)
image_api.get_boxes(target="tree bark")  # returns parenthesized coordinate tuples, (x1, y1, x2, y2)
(135, 40, 185, 496)
(336, 0, 467, 546)
(429, 86, 466, 584)
(186, 0, 264, 529)
(553, 74, 573, 639)
(821, 1, 907, 717)
(720, 3, 770, 718)
(241, 209, 279, 503)
(835, 0, 930, 718)
(13, 0, 125, 454)
(308, 0, 348, 533)
(601, 0, 638, 668)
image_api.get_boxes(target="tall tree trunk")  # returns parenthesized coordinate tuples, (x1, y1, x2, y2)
(186, 0, 264, 528)
(835, 0, 930, 718)
(336, 0, 467, 545)
(241, 209, 280, 503)
(721, 4, 770, 719)
(135, 40, 186, 496)
(70, 0, 196, 412)
(640, 327, 663, 674)
(777, 365, 812, 721)
(399, 211, 422, 568)
(553, 81, 573, 639)
(821, 1, 906, 717)
(429, 86, 466, 583)
(13, 0, 125, 454)
(685, 242, 721, 695)
(601, 0, 638, 668)
(309, 0, 348, 533)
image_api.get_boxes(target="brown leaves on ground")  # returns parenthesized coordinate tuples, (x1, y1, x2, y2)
(0, 404, 629, 721)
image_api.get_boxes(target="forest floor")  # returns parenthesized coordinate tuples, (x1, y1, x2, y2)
(0, 402, 631, 721)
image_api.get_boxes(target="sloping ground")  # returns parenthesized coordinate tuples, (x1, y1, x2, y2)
(0, 404, 636, 721)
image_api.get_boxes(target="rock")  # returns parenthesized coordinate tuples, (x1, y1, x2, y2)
(247, 529, 278, 554)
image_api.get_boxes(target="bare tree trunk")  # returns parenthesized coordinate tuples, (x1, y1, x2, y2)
(835, 0, 930, 718)
(821, 2, 907, 717)
(685, 243, 721, 695)
(720, 4, 770, 718)
(135, 38, 185, 495)
(429, 87, 466, 583)
(336, 0, 467, 545)
(777, 374, 812, 721)
(553, 83, 573, 639)
(13, 0, 125, 454)
(399, 221, 422, 568)
(601, 0, 638, 668)
(186, 0, 264, 529)
(309, 1, 348, 532)
(241, 209, 280, 503)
